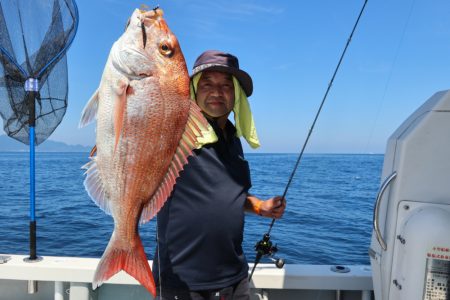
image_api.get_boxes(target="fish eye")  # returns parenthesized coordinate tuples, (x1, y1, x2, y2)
(159, 41, 173, 57)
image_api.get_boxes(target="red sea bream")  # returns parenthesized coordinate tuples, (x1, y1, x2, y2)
(79, 7, 216, 297)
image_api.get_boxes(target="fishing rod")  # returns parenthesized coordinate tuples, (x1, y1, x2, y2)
(249, 0, 369, 281)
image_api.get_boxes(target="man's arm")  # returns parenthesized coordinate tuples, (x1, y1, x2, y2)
(244, 194, 286, 219)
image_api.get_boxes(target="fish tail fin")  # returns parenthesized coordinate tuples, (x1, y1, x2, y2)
(93, 232, 156, 297)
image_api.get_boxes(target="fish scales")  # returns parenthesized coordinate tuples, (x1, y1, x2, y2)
(79, 7, 217, 297)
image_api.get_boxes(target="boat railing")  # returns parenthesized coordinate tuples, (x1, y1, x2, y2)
(0, 254, 373, 300)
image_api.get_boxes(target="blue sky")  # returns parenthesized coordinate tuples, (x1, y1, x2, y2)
(13, 0, 450, 153)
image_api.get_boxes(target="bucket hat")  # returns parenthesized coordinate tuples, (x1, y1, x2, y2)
(191, 50, 253, 97)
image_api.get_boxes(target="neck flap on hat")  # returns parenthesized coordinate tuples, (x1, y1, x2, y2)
(190, 72, 260, 149)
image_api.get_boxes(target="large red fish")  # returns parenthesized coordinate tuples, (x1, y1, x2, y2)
(79, 7, 216, 297)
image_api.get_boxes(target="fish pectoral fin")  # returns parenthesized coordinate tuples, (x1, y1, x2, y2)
(93, 231, 156, 297)
(140, 101, 218, 224)
(79, 89, 100, 128)
(82, 157, 111, 215)
(113, 79, 129, 152)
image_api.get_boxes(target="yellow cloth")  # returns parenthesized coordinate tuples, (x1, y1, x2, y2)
(190, 72, 260, 149)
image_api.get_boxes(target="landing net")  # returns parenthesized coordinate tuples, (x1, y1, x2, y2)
(0, 0, 78, 262)
(0, 0, 78, 145)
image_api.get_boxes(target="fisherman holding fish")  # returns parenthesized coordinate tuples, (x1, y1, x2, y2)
(80, 7, 285, 299)
(153, 50, 286, 300)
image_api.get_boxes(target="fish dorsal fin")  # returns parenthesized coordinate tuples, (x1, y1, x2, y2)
(139, 102, 217, 224)
(79, 89, 99, 128)
(82, 156, 112, 215)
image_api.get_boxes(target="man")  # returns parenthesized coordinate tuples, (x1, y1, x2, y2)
(153, 50, 286, 300)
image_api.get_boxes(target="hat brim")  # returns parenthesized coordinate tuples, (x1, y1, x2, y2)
(191, 64, 253, 97)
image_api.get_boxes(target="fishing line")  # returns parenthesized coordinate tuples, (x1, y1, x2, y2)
(362, 0, 416, 154)
(156, 217, 163, 299)
(249, 0, 369, 280)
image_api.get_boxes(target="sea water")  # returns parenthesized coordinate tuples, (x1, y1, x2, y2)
(0, 152, 383, 265)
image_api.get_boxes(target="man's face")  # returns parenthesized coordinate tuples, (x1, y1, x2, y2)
(195, 71, 235, 119)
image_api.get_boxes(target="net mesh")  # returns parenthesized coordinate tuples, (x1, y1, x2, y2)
(0, 0, 78, 145)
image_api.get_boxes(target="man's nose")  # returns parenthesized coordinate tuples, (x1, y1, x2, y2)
(210, 84, 224, 96)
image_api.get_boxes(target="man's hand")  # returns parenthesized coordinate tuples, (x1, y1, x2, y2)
(259, 196, 286, 219)
(245, 195, 286, 219)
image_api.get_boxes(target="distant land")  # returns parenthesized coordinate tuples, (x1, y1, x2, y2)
(0, 135, 91, 152)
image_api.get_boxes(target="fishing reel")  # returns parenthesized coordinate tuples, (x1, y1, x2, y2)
(254, 233, 285, 269)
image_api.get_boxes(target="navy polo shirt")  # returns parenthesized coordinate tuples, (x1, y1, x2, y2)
(153, 119, 252, 291)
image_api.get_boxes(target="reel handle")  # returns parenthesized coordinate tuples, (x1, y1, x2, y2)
(270, 257, 285, 268)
